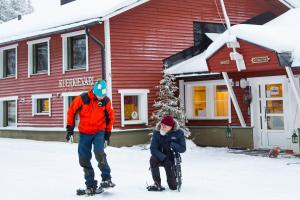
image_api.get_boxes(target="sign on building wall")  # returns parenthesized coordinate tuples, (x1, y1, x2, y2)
(59, 77, 95, 88)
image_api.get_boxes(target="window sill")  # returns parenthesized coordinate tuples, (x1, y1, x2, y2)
(65, 67, 87, 72)
(0, 76, 16, 80)
(30, 72, 48, 76)
(33, 113, 50, 116)
(124, 120, 147, 125)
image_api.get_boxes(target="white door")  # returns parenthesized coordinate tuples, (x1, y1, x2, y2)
(250, 77, 288, 149)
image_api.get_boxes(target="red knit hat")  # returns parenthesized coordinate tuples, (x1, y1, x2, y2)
(161, 115, 175, 127)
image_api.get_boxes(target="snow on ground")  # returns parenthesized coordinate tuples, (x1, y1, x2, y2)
(0, 138, 300, 200)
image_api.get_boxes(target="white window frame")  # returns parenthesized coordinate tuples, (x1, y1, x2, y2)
(0, 96, 18, 127)
(0, 44, 18, 79)
(31, 94, 52, 116)
(61, 30, 89, 74)
(62, 91, 84, 129)
(27, 37, 51, 78)
(118, 89, 149, 127)
(185, 80, 231, 120)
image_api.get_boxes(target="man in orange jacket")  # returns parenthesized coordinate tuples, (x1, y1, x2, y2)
(66, 80, 115, 195)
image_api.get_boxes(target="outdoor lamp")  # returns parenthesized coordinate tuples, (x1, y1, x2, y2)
(240, 78, 248, 89)
(292, 130, 298, 144)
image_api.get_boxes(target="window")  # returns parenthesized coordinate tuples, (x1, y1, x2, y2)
(32, 94, 52, 116)
(185, 80, 230, 119)
(0, 44, 18, 79)
(62, 30, 88, 73)
(62, 92, 83, 129)
(0, 96, 17, 128)
(118, 89, 149, 127)
(27, 38, 50, 77)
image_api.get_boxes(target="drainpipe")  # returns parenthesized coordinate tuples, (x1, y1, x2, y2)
(85, 28, 106, 81)
(219, 0, 246, 71)
(222, 72, 246, 127)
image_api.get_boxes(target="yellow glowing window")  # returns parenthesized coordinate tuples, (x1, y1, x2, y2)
(215, 86, 229, 117)
(37, 98, 49, 113)
(124, 96, 139, 121)
(265, 84, 282, 98)
(193, 86, 207, 117)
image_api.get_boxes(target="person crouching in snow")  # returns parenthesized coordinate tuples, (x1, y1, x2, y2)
(147, 115, 186, 191)
(66, 80, 115, 195)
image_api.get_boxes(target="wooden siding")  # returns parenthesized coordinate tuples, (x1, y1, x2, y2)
(109, 0, 287, 128)
(207, 40, 283, 73)
(0, 25, 104, 128)
(0, 0, 288, 129)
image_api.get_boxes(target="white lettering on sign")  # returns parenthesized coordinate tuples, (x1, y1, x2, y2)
(59, 77, 95, 88)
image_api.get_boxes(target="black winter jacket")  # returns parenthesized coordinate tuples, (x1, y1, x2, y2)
(150, 121, 186, 161)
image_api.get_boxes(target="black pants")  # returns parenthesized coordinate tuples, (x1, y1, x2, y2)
(149, 155, 177, 190)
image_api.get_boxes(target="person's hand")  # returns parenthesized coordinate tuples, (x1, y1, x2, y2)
(66, 125, 74, 142)
(104, 131, 111, 144)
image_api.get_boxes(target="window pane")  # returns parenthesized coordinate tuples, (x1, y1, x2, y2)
(124, 96, 139, 121)
(37, 99, 49, 113)
(215, 85, 228, 117)
(33, 42, 48, 73)
(266, 100, 283, 114)
(4, 49, 16, 77)
(193, 86, 207, 117)
(265, 84, 282, 98)
(69, 35, 86, 69)
(7, 101, 16, 126)
(267, 116, 284, 130)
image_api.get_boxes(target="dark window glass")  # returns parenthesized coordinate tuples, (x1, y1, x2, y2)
(3, 100, 16, 127)
(33, 42, 48, 74)
(3, 48, 16, 77)
(37, 98, 49, 113)
(67, 35, 86, 69)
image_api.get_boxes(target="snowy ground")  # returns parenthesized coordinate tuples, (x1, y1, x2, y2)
(1, 138, 300, 200)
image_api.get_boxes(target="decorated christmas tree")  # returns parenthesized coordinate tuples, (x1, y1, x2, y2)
(152, 73, 190, 137)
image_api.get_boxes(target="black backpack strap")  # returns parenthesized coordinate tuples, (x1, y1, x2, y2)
(80, 92, 90, 105)
(102, 97, 111, 127)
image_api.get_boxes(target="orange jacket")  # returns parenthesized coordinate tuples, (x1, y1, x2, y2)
(67, 90, 114, 134)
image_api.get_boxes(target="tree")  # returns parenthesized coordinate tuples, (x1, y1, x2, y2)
(151, 73, 190, 137)
(0, 0, 33, 23)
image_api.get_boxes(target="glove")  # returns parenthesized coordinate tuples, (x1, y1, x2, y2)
(104, 131, 111, 144)
(66, 125, 74, 142)
(162, 157, 173, 168)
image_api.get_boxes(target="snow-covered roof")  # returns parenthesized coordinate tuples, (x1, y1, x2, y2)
(206, 8, 300, 67)
(166, 8, 300, 75)
(0, 0, 148, 45)
(280, 0, 300, 8)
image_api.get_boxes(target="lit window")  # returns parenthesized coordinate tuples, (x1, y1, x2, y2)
(118, 89, 149, 127)
(193, 86, 207, 117)
(36, 98, 49, 113)
(215, 85, 229, 117)
(124, 95, 140, 121)
(186, 81, 230, 119)
(32, 94, 52, 116)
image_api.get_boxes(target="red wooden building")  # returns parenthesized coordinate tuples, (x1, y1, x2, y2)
(165, 6, 300, 152)
(0, 0, 296, 146)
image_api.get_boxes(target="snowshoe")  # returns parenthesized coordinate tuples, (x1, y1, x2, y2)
(76, 187, 104, 196)
(100, 180, 116, 188)
(147, 184, 165, 192)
